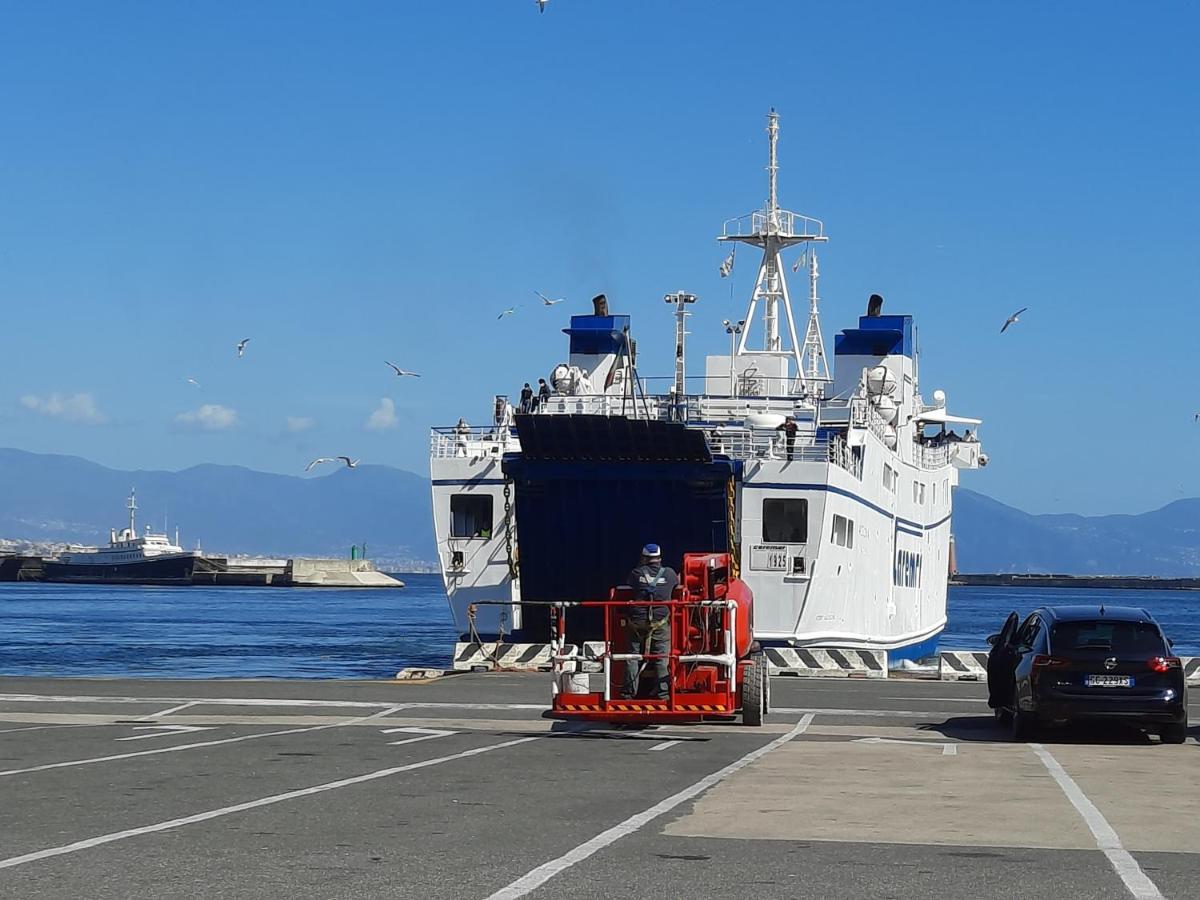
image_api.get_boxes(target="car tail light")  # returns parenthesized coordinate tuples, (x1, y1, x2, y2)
(1032, 655, 1068, 669)
(1148, 656, 1181, 673)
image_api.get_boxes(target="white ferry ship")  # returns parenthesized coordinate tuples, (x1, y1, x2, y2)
(430, 111, 986, 665)
(44, 490, 202, 585)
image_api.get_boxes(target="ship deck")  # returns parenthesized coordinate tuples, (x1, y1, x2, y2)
(1, 674, 1197, 899)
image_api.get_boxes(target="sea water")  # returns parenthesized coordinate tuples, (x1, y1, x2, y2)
(1, 578, 1197, 679)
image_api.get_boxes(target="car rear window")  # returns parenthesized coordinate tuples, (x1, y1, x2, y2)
(1051, 620, 1166, 655)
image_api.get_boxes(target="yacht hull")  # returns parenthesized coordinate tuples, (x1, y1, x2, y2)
(43, 554, 199, 585)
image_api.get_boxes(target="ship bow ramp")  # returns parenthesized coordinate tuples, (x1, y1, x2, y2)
(504, 414, 738, 641)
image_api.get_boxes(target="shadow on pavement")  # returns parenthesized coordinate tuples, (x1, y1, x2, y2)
(919, 715, 1162, 746)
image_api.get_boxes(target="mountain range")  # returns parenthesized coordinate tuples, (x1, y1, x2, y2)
(1, 447, 1197, 576)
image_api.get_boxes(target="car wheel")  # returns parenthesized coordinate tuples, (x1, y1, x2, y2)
(1160, 723, 1187, 745)
(1010, 709, 1036, 741)
(742, 654, 765, 727)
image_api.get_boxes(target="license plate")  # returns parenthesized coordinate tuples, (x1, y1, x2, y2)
(1086, 674, 1133, 687)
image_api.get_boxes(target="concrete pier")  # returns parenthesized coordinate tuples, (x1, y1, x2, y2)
(0, 674, 1195, 898)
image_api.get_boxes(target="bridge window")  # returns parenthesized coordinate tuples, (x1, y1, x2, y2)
(450, 494, 493, 539)
(762, 498, 808, 543)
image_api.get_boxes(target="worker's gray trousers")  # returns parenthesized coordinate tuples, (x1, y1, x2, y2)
(622, 621, 670, 700)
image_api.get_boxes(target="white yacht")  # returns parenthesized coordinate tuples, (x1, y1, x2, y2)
(44, 490, 201, 585)
(429, 110, 986, 665)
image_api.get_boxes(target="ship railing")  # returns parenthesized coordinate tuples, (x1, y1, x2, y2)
(429, 426, 520, 460)
(915, 443, 950, 470)
(720, 208, 826, 240)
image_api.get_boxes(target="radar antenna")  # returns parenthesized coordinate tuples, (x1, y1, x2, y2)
(718, 109, 829, 396)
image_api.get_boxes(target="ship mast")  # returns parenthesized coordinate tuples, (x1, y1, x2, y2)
(718, 109, 829, 396)
(127, 489, 137, 536)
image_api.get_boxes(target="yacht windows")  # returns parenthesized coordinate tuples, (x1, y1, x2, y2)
(912, 481, 926, 505)
(831, 514, 855, 549)
(450, 494, 494, 539)
(762, 498, 808, 543)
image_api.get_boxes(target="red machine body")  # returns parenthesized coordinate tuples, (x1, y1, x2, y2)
(548, 551, 769, 725)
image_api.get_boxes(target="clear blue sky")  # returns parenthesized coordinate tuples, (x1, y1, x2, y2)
(1, 2, 1197, 516)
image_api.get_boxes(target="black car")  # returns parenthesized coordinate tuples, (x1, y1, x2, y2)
(987, 605, 1188, 743)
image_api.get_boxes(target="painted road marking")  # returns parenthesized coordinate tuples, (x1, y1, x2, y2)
(0, 724, 97, 735)
(0, 693, 543, 711)
(774, 706, 976, 719)
(649, 740, 682, 752)
(0, 735, 539, 872)
(145, 701, 198, 718)
(1031, 743, 1164, 900)
(853, 737, 958, 756)
(485, 713, 815, 900)
(380, 726, 457, 746)
(116, 725, 216, 742)
(0, 706, 402, 779)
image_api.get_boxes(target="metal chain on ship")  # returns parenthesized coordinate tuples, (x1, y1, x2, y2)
(503, 478, 518, 582)
(726, 476, 740, 579)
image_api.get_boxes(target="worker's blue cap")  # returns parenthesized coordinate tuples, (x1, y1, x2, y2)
(641, 543, 661, 557)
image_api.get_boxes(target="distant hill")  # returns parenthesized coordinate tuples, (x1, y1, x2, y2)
(0, 448, 434, 565)
(953, 488, 1200, 577)
(1, 448, 1197, 576)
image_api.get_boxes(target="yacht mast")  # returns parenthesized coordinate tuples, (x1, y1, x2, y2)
(127, 489, 137, 536)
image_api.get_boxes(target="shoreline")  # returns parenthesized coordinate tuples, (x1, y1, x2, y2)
(951, 573, 1200, 591)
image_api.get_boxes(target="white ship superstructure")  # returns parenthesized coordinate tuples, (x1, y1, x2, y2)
(46, 490, 202, 584)
(430, 111, 986, 663)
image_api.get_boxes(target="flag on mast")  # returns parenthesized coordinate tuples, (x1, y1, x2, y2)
(719, 246, 736, 278)
(792, 251, 807, 273)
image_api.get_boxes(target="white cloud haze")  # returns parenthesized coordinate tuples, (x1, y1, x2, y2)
(286, 416, 316, 433)
(366, 398, 398, 431)
(176, 404, 238, 431)
(19, 392, 107, 424)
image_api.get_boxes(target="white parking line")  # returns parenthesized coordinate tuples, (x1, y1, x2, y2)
(145, 701, 198, 718)
(486, 713, 815, 900)
(0, 724, 96, 735)
(0, 735, 539, 871)
(0, 706, 402, 778)
(380, 726, 457, 746)
(649, 740, 682, 752)
(0, 693, 544, 711)
(1031, 743, 1164, 900)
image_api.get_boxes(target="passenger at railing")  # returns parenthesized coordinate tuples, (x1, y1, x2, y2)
(454, 418, 470, 457)
(535, 378, 551, 411)
(964, 429, 977, 443)
(776, 416, 799, 461)
(519, 383, 534, 414)
(946, 429, 962, 443)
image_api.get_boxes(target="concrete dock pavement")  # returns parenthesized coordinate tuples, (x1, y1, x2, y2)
(0, 675, 1196, 899)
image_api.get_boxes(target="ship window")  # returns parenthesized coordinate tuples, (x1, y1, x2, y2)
(762, 498, 808, 543)
(883, 464, 897, 493)
(450, 494, 493, 538)
(831, 514, 854, 549)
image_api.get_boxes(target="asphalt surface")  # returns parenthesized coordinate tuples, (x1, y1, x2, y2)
(0, 674, 1196, 899)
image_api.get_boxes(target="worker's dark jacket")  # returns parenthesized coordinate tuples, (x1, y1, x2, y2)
(625, 564, 678, 623)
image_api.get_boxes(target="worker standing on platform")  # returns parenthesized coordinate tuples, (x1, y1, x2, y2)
(622, 543, 678, 700)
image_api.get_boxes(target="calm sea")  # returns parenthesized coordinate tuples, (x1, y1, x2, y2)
(1, 578, 1197, 679)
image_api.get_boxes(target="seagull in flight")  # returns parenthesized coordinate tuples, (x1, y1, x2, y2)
(1000, 308, 1028, 334)
(498, 306, 517, 320)
(236, 338, 251, 358)
(185, 377, 201, 388)
(385, 361, 421, 377)
(535, 291, 565, 306)
(305, 456, 360, 473)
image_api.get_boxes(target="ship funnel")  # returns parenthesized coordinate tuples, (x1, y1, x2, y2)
(592, 294, 609, 316)
(867, 294, 884, 317)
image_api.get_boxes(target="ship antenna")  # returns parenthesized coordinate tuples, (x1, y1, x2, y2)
(718, 109, 828, 398)
(127, 489, 137, 536)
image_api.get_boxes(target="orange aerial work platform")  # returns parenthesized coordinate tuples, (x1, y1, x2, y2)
(548, 551, 769, 726)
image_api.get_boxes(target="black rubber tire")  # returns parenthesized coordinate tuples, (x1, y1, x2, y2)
(1010, 709, 1036, 741)
(1160, 722, 1187, 745)
(742, 654, 765, 727)
(763, 662, 771, 714)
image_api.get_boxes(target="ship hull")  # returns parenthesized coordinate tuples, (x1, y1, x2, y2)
(42, 554, 198, 586)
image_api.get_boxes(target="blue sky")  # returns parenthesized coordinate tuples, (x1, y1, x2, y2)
(1, 2, 1196, 516)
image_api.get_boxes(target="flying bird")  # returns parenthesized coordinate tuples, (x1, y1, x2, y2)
(305, 456, 359, 473)
(497, 306, 517, 320)
(185, 377, 201, 388)
(385, 361, 421, 377)
(535, 291, 565, 306)
(236, 338, 251, 358)
(1000, 308, 1028, 334)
